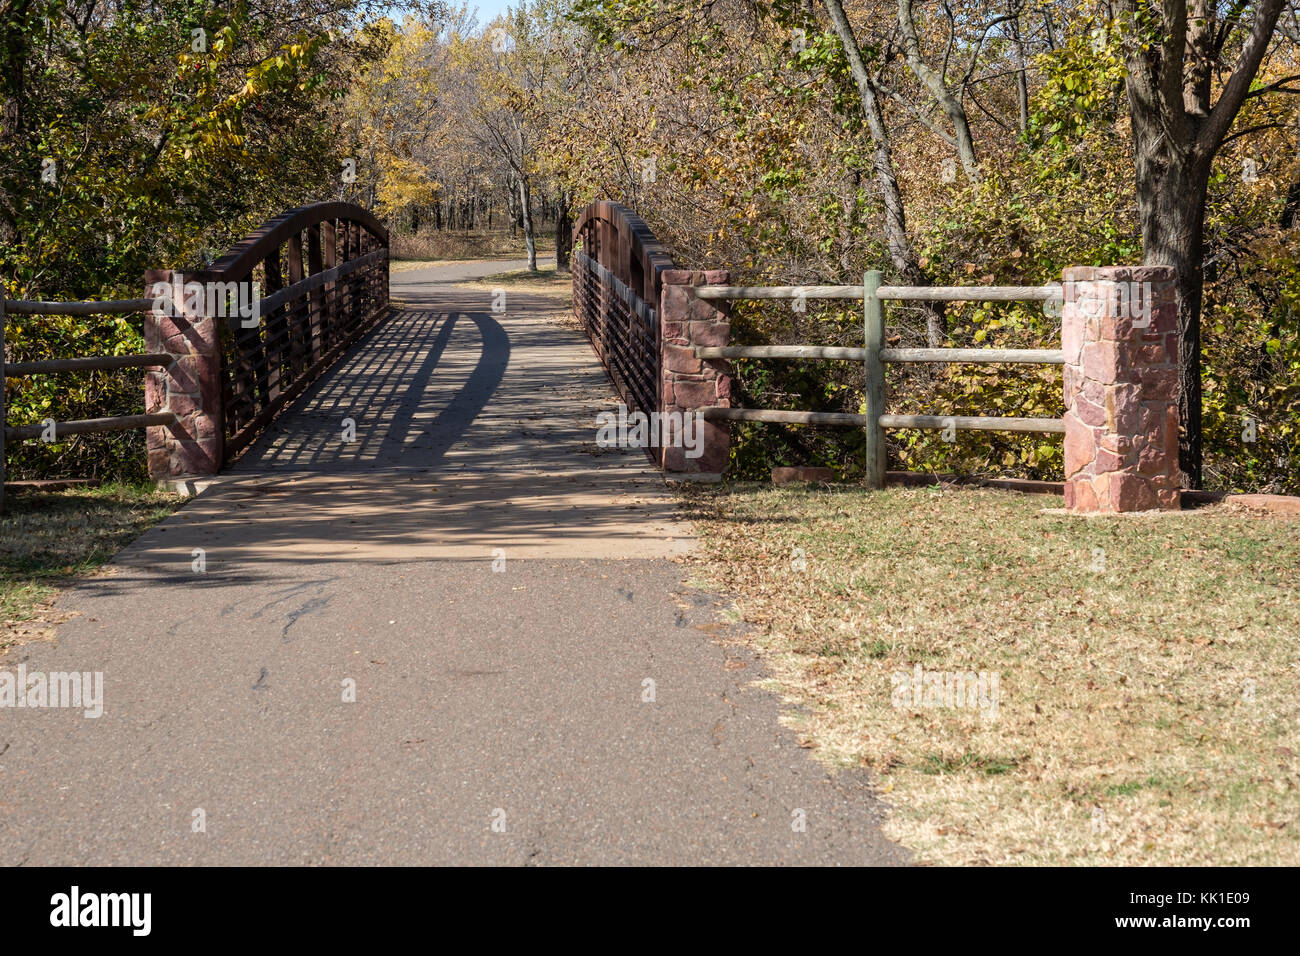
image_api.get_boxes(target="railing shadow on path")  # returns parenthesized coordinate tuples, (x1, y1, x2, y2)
(94, 272, 689, 581)
(229, 307, 509, 475)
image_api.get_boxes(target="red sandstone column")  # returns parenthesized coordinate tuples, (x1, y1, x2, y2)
(1062, 265, 1182, 512)
(660, 270, 731, 477)
(144, 269, 224, 480)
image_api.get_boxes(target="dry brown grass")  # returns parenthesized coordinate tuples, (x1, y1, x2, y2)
(455, 267, 573, 301)
(681, 483, 1300, 865)
(389, 256, 540, 275)
(1, 483, 181, 653)
(390, 229, 556, 262)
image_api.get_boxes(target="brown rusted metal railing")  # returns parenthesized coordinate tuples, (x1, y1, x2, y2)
(1, 203, 391, 502)
(572, 201, 675, 423)
(144, 201, 390, 468)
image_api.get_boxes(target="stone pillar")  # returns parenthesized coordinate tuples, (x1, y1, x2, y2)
(1062, 265, 1181, 512)
(660, 270, 731, 478)
(144, 269, 224, 480)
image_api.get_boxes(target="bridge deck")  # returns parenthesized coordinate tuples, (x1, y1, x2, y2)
(141, 256, 688, 561)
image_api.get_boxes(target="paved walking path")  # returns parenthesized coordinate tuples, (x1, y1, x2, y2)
(0, 259, 904, 865)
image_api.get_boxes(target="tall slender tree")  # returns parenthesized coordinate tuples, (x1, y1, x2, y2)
(822, 0, 945, 343)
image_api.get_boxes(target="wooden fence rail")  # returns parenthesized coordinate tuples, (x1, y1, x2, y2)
(4, 298, 158, 315)
(694, 345, 1065, 365)
(5, 354, 175, 376)
(694, 284, 1062, 303)
(0, 295, 177, 511)
(692, 270, 1066, 488)
(700, 407, 1065, 434)
(4, 413, 178, 441)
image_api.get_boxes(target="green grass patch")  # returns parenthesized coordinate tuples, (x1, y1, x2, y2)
(1104, 776, 1163, 798)
(920, 751, 1021, 776)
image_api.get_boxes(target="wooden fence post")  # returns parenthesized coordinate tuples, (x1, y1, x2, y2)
(863, 270, 886, 489)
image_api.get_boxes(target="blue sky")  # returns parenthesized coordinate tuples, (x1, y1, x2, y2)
(462, 1, 517, 20)
(389, 1, 518, 26)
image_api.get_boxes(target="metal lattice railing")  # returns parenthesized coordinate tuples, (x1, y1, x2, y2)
(199, 202, 391, 460)
(571, 202, 676, 427)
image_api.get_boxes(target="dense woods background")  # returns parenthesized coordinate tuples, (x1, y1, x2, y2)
(2, 0, 1297, 492)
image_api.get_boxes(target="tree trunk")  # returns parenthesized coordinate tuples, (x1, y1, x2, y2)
(823, 0, 945, 344)
(554, 189, 573, 270)
(1137, 154, 1211, 488)
(897, 0, 979, 177)
(519, 176, 537, 271)
(1118, 0, 1285, 489)
(0, 0, 32, 248)
(506, 181, 519, 238)
(1281, 129, 1300, 228)
(1041, 6, 1057, 48)
(1009, 7, 1030, 136)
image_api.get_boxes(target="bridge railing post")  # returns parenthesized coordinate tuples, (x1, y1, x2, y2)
(321, 220, 337, 349)
(1062, 265, 1182, 512)
(285, 231, 307, 382)
(306, 224, 325, 366)
(660, 269, 731, 479)
(379, 229, 390, 314)
(263, 249, 286, 404)
(144, 270, 223, 481)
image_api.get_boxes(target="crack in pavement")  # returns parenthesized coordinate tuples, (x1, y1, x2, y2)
(281, 596, 331, 643)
